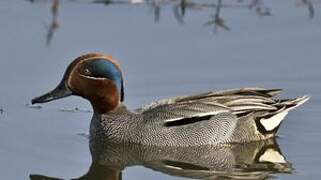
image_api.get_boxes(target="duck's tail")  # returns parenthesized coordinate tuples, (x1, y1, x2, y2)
(256, 95, 310, 134)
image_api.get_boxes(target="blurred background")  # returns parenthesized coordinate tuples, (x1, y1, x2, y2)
(0, 0, 320, 179)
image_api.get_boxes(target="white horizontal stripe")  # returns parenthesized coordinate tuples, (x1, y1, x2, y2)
(164, 110, 228, 123)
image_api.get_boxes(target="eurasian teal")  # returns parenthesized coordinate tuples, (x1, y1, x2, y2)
(32, 53, 309, 146)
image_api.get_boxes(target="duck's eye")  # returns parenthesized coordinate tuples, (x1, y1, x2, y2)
(83, 68, 91, 75)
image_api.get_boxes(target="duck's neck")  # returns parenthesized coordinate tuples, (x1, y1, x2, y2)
(90, 95, 120, 114)
(81, 79, 122, 114)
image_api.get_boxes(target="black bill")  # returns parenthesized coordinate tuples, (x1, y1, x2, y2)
(31, 82, 72, 104)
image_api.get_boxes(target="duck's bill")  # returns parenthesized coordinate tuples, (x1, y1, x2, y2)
(31, 83, 72, 104)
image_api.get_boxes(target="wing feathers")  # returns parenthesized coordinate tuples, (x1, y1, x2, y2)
(137, 88, 307, 128)
(141, 100, 231, 123)
(137, 88, 281, 113)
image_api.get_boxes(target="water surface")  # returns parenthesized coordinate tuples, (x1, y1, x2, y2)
(0, 0, 321, 179)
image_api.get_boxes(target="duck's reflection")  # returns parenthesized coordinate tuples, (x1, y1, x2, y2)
(30, 138, 292, 180)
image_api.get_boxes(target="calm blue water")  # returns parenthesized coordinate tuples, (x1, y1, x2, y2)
(0, 0, 321, 179)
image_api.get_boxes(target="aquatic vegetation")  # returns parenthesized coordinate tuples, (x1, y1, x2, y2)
(27, 0, 320, 45)
(0, 106, 4, 114)
(45, 0, 59, 46)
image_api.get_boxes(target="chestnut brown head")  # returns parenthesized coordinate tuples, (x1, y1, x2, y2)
(32, 53, 124, 113)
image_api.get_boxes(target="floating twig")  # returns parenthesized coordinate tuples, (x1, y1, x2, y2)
(59, 107, 92, 113)
(77, 132, 90, 139)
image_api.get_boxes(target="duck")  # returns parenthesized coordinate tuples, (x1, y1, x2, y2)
(31, 53, 309, 146)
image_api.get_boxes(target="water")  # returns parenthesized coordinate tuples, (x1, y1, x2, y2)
(0, 0, 320, 179)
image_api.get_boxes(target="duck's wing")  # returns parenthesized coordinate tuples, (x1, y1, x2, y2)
(136, 87, 309, 137)
(135, 88, 282, 124)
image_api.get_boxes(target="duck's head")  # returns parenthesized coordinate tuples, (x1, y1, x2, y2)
(31, 53, 124, 113)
